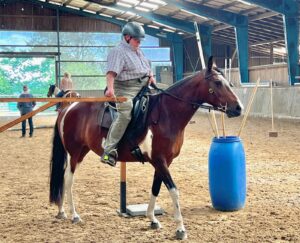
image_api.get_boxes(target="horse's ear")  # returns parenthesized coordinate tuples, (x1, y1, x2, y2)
(207, 56, 213, 72)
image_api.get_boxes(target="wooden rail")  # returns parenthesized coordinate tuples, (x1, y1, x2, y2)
(0, 97, 127, 103)
(0, 102, 56, 133)
(0, 96, 127, 133)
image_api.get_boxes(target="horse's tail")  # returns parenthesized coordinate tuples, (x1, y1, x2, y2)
(50, 121, 67, 205)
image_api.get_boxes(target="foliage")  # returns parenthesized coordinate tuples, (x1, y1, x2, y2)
(0, 57, 55, 96)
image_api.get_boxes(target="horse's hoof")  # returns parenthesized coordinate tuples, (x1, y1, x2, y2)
(72, 216, 82, 224)
(55, 212, 67, 220)
(176, 230, 187, 240)
(150, 221, 161, 229)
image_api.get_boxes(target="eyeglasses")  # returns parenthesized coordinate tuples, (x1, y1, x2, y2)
(132, 37, 141, 43)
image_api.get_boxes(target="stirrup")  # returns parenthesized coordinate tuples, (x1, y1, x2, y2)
(101, 149, 118, 167)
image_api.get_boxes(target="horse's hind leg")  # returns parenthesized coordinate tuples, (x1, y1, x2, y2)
(147, 171, 162, 229)
(55, 159, 67, 220)
(64, 155, 81, 223)
(56, 188, 67, 219)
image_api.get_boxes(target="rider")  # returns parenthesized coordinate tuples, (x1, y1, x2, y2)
(56, 72, 73, 110)
(101, 22, 156, 167)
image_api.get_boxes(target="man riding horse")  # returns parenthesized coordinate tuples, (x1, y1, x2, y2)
(101, 22, 156, 167)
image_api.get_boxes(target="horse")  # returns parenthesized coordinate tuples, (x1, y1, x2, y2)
(47, 84, 60, 98)
(49, 57, 243, 240)
(47, 84, 80, 111)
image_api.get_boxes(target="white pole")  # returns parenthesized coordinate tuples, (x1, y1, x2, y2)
(194, 22, 206, 69)
(225, 58, 228, 79)
(229, 58, 232, 83)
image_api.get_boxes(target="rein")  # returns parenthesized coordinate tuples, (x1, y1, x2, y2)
(151, 83, 226, 113)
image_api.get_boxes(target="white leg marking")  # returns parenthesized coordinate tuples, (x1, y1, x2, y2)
(59, 102, 79, 141)
(139, 129, 153, 160)
(146, 194, 161, 228)
(64, 155, 81, 223)
(56, 179, 67, 219)
(169, 188, 185, 233)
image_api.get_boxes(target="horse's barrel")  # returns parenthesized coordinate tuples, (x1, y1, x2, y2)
(208, 136, 246, 211)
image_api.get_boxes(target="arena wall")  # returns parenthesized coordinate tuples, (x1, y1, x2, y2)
(233, 86, 300, 119)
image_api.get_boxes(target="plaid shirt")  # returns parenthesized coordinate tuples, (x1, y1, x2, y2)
(106, 40, 151, 81)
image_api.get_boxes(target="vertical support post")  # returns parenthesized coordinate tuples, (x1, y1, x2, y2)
(269, 42, 274, 64)
(172, 36, 184, 81)
(283, 14, 299, 85)
(56, 9, 61, 85)
(199, 24, 212, 64)
(119, 161, 127, 215)
(235, 26, 249, 83)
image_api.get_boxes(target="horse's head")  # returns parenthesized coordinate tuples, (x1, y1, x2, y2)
(202, 56, 243, 118)
(47, 84, 56, 97)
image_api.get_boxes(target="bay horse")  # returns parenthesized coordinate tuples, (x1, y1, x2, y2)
(49, 57, 243, 240)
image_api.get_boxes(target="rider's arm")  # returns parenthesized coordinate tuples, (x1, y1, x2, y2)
(60, 78, 66, 90)
(105, 71, 117, 97)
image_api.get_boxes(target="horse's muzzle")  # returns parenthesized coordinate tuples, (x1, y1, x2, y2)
(226, 104, 242, 118)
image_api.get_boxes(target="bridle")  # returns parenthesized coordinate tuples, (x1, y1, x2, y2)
(151, 72, 228, 113)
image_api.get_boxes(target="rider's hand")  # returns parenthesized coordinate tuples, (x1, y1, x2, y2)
(148, 76, 156, 85)
(105, 88, 115, 97)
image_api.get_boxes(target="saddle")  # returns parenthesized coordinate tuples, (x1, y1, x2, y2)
(98, 85, 158, 162)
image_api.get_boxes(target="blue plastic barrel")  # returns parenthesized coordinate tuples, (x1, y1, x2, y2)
(208, 136, 246, 211)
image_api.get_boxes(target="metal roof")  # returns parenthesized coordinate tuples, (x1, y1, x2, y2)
(33, 0, 300, 56)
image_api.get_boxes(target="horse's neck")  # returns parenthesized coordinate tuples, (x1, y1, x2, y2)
(54, 87, 60, 96)
(161, 75, 203, 127)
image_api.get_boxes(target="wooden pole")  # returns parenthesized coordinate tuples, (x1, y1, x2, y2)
(269, 80, 278, 137)
(0, 97, 127, 103)
(0, 102, 56, 133)
(207, 112, 217, 137)
(194, 22, 206, 69)
(221, 113, 226, 137)
(270, 80, 274, 131)
(237, 77, 260, 137)
(211, 110, 219, 138)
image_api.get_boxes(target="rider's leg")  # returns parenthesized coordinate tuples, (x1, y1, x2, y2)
(101, 99, 133, 166)
(101, 78, 148, 166)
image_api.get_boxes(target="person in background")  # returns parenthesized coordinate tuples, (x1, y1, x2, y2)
(17, 85, 36, 137)
(100, 22, 156, 167)
(56, 72, 73, 110)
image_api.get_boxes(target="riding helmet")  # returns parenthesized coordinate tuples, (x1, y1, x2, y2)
(122, 22, 145, 40)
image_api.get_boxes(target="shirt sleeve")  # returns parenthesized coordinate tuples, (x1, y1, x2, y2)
(106, 48, 125, 76)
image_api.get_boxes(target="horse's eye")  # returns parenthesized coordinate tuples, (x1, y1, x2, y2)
(229, 82, 234, 87)
(215, 80, 222, 87)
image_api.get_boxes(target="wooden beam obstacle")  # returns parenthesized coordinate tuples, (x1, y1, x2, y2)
(0, 102, 56, 133)
(0, 97, 127, 103)
(0, 97, 127, 133)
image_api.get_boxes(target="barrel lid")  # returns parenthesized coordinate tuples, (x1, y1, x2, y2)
(212, 136, 241, 143)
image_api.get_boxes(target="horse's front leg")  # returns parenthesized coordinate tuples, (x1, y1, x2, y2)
(147, 171, 162, 229)
(64, 156, 81, 223)
(153, 160, 187, 240)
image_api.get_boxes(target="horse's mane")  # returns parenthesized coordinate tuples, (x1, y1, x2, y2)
(165, 71, 201, 92)
(165, 66, 224, 92)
